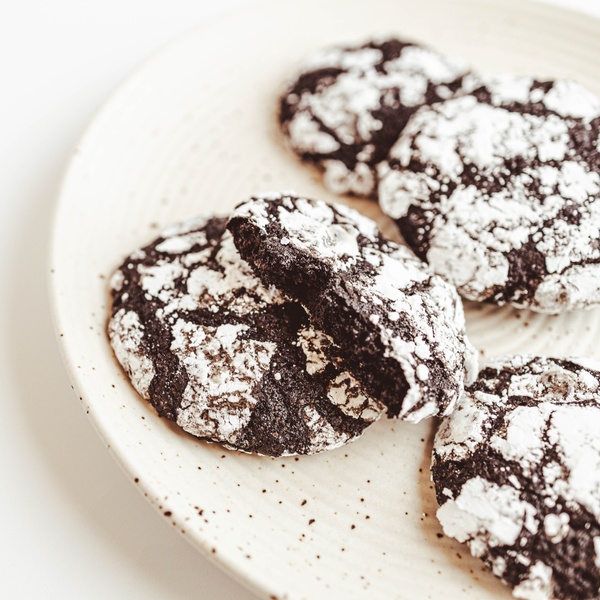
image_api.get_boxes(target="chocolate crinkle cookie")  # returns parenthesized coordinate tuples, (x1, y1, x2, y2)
(378, 75, 600, 313)
(107, 216, 384, 456)
(432, 355, 600, 600)
(280, 37, 471, 198)
(227, 193, 478, 422)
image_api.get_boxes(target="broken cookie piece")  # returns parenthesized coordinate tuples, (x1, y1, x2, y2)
(228, 193, 477, 422)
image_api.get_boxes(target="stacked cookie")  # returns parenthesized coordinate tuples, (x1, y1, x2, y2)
(107, 35, 600, 600)
(281, 38, 600, 314)
(108, 195, 476, 455)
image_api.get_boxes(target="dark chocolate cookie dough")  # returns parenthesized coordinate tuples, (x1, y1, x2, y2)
(433, 355, 600, 600)
(378, 75, 600, 313)
(280, 37, 471, 198)
(108, 216, 383, 456)
(228, 193, 477, 422)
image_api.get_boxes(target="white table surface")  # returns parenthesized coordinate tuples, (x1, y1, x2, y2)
(1, 0, 599, 598)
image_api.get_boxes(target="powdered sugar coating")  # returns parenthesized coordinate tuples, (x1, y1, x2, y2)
(433, 355, 600, 599)
(378, 75, 600, 312)
(280, 37, 470, 198)
(108, 216, 383, 456)
(228, 193, 477, 422)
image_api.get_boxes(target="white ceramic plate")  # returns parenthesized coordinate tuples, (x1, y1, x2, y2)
(49, 0, 600, 598)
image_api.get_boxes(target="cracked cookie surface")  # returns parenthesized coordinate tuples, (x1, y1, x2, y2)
(108, 216, 383, 456)
(280, 37, 470, 198)
(433, 355, 600, 600)
(228, 193, 477, 422)
(378, 75, 600, 313)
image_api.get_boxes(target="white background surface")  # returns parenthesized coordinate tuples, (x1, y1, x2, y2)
(1, 0, 599, 598)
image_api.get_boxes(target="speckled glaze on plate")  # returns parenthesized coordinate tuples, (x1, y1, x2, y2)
(48, 0, 600, 598)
